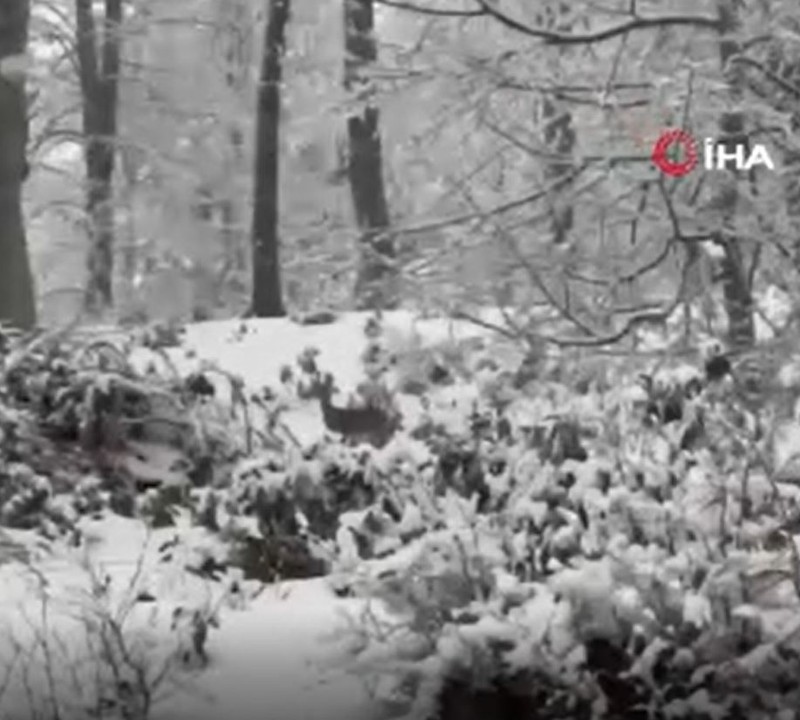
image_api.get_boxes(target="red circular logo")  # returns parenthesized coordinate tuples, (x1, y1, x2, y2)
(651, 129, 698, 177)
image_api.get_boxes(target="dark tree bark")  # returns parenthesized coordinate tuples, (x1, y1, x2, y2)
(76, 0, 121, 315)
(713, 0, 755, 350)
(249, 0, 289, 318)
(344, 0, 398, 311)
(537, 10, 577, 248)
(541, 97, 575, 246)
(0, 0, 37, 329)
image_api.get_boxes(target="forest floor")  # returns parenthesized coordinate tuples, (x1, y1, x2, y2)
(1, 301, 799, 720)
(0, 312, 497, 720)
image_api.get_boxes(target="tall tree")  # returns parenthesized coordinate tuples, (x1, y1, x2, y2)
(217, 0, 250, 275)
(713, 0, 755, 350)
(344, 0, 398, 310)
(250, 0, 290, 318)
(0, 0, 37, 329)
(76, 0, 122, 315)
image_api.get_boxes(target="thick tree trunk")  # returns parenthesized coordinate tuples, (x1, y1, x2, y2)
(0, 0, 37, 329)
(541, 97, 575, 246)
(714, 0, 755, 349)
(76, 0, 121, 315)
(250, 0, 289, 318)
(344, 0, 398, 311)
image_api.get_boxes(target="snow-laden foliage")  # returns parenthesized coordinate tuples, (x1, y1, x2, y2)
(320, 341, 800, 720)
(5, 317, 800, 719)
(0, 324, 237, 534)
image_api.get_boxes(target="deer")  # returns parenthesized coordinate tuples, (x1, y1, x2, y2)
(310, 372, 400, 448)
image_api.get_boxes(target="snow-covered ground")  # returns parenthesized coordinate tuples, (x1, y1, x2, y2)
(127, 310, 500, 445)
(0, 311, 498, 720)
(0, 514, 385, 720)
(2, 297, 798, 719)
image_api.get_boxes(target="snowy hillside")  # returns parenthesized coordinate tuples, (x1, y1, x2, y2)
(1, 311, 800, 720)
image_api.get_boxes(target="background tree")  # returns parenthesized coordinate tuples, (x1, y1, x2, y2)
(368, 0, 798, 353)
(16, 0, 800, 355)
(250, 0, 291, 318)
(344, 0, 398, 310)
(710, 0, 755, 350)
(76, 0, 122, 315)
(0, 0, 37, 329)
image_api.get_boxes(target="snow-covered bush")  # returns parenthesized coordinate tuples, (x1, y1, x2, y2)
(0, 326, 258, 532)
(329, 349, 800, 720)
(6, 318, 800, 720)
(0, 534, 235, 720)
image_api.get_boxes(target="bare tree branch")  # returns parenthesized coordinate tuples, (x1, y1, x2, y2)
(378, 0, 723, 44)
(376, 0, 483, 16)
(731, 54, 800, 100)
(475, 1, 722, 44)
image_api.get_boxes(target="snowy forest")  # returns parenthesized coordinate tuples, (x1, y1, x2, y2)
(3, 0, 800, 718)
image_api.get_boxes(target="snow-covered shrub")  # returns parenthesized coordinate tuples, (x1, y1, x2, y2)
(0, 535, 234, 720)
(0, 327, 256, 537)
(329, 350, 800, 720)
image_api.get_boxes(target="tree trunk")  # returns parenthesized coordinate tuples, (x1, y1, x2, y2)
(541, 97, 575, 246)
(249, 0, 289, 318)
(344, 0, 398, 311)
(714, 0, 755, 349)
(0, 0, 37, 329)
(224, 128, 246, 272)
(76, 0, 121, 316)
(220, 2, 249, 274)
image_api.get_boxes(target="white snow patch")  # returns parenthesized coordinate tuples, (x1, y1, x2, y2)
(1, 311, 508, 720)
